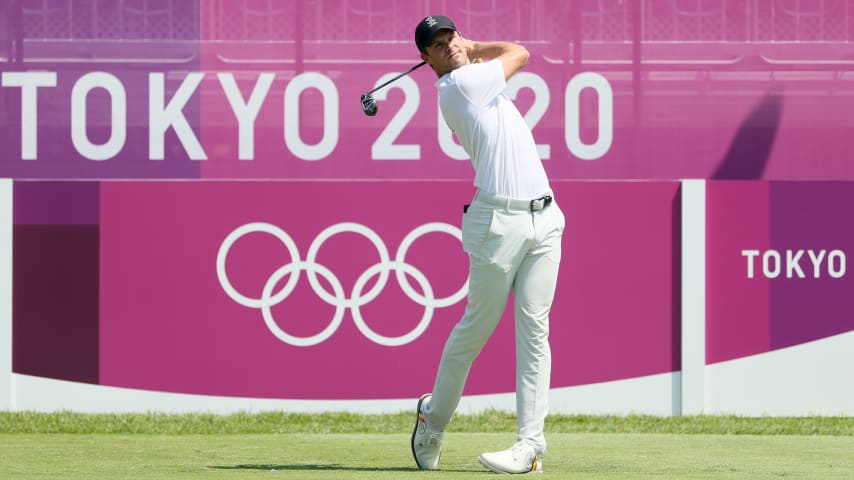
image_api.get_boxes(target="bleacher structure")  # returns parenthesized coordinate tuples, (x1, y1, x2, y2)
(2, 0, 853, 134)
(3, 1, 853, 59)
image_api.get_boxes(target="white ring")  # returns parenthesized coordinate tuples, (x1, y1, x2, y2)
(260, 261, 346, 347)
(216, 222, 301, 309)
(305, 222, 390, 308)
(396, 222, 467, 308)
(217, 221, 468, 347)
(350, 261, 434, 347)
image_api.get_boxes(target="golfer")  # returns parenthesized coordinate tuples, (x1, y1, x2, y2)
(410, 14, 565, 475)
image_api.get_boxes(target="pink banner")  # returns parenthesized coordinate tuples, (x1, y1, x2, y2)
(98, 180, 679, 399)
(2, 1, 854, 180)
(706, 181, 854, 364)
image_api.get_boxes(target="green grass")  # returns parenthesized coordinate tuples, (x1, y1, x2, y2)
(3, 411, 854, 435)
(1, 412, 853, 479)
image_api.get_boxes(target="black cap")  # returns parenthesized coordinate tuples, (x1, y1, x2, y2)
(415, 15, 457, 52)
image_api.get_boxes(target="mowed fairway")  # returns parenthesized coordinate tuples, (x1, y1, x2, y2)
(2, 413, 853, 479)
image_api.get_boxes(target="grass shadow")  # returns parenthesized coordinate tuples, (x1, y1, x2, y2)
(209, 464, 477, 473)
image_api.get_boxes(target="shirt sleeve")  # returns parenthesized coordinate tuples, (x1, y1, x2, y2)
(450, 59, 506, 107)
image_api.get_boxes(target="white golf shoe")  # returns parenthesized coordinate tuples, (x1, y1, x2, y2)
(478, 441, 543, 474)
(411, 393, 443, 470)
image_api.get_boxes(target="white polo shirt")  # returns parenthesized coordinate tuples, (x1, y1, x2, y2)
(436, 59, 550, 200)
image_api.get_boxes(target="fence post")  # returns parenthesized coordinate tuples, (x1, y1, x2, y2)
(681, 179, 706, 415)
(0, 179, 12, 410)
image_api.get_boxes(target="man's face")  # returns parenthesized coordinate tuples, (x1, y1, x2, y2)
(421, 29, 469, 75)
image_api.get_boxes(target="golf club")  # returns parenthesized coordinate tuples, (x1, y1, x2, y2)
(360, 61, 427, 116)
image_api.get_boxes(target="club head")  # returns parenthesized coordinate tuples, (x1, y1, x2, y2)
(361, 93, 377, 116)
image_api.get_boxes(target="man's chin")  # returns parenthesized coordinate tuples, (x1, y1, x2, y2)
(448, 58, 468, 70)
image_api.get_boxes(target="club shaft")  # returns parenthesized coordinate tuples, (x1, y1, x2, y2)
(364, 61, 426, 95)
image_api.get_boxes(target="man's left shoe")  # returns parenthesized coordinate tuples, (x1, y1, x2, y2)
(478, 441, 543, 474)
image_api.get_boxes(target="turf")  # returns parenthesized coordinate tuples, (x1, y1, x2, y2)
(1, 412, 853, 479)
(3, 411, 854, 435)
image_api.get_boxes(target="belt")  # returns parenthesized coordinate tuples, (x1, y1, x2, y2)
(469, 190, 553, 212)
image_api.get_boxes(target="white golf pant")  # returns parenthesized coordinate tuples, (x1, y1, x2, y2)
(423, 190, 565, 455)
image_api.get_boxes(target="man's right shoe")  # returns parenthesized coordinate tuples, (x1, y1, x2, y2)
(411, 393, 443, 470)
(478, 441, 543, 474)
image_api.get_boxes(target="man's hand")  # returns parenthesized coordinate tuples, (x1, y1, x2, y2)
(463, 39, 481, 63)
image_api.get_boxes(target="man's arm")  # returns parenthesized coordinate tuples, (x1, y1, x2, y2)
(464, 39, 529, 80)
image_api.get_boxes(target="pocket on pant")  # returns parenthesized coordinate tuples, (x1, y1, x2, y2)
(554, 203, 567, 233)
(483, 210, 528, 270)
(461, 206, 495, 255)
(543, 205, 566, 264)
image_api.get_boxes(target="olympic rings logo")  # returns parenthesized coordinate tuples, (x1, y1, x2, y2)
(216, 222, 468, 347)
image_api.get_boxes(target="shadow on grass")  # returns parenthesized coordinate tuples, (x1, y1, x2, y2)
(209, 464, 477, 473)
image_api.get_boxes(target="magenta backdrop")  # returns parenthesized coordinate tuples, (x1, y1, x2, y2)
(98, 180, 679, 398)
(706, 181, 854, 364)
(2, 1, 854, 180)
